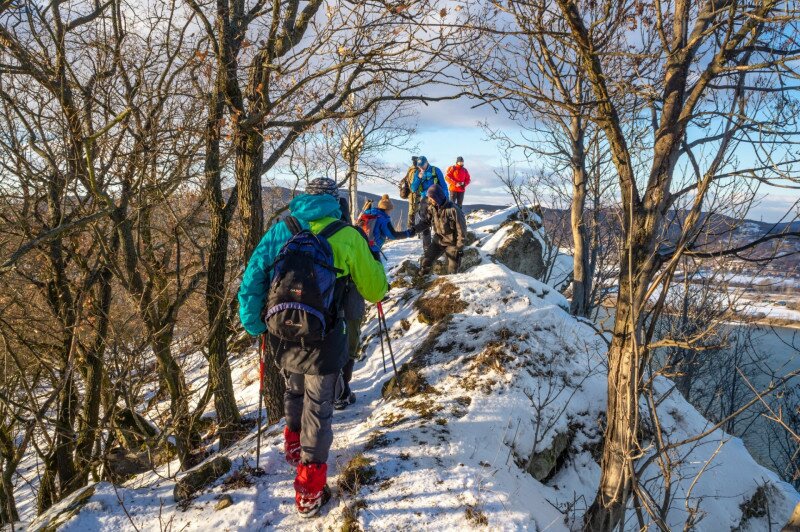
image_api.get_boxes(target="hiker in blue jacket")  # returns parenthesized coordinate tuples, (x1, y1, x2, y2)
(410, 156, 448, 252)
(358, 194, 416, 256)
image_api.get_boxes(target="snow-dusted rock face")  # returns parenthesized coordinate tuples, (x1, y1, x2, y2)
(37, 208, 799, 531)
(484, 221, 547, 279)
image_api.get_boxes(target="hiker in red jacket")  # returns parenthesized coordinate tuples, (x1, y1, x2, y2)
(445, 156, 471, 208)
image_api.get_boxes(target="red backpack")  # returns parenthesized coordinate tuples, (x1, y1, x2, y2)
(357, 212, 380, 248)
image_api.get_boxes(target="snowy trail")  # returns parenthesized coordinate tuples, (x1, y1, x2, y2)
(33, 209, 800, 532)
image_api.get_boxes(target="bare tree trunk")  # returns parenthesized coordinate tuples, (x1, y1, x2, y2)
(569, 114, 591, 317)
(204, 57, 242, 449)
(151, 328, 197, 468)
(235, 129, 265, 261)
(74, 266, 112, 485)
(0, 467, 17, 525)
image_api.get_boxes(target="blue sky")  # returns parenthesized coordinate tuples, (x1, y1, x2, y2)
(357, 97, 800, 223)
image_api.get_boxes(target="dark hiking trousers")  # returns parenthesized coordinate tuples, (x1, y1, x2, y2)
(416, 208, 432, 252)
(420, 241, 461, 275)
(451, 191, 465, 207)
(284, 371, 338, 464)
(336, 317, 361, 399)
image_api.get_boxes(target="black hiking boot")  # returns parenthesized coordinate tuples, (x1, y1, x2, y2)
(333, 391, 356, 410)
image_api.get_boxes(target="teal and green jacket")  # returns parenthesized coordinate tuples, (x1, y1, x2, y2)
(238, 194, 389, 337)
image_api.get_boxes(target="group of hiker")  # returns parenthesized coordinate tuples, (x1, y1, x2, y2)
(237, 155, 472, 517)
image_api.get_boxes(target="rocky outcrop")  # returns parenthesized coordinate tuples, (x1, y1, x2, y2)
(525, 430, 572, 482)
(491, 222, 546, 280)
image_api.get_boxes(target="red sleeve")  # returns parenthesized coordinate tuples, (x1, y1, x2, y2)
(463, 168, 471, 186)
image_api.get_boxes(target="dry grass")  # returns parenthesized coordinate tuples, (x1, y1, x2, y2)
(473, 342, 514, 373)
(363, 431, 391, 451)
(381, 363, 435, 400)
(414, 278, 467, 324)
(465, 504, 489, 526)
(338, 454, 377, 495)
(340, 499, 367, 532)
(399, 398, 444, 420)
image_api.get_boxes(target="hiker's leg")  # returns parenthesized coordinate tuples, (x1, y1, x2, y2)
(346, 318, 361, 362)
(299, 373, 338, 464)
(342, 358, 355, 390)
(420, 241, 445, 275)
(417, 208, 432, 251)
(408, 194, 418, 230)
(445, 246, 461, 274)
(284, 371, 304, 434)
(454, 191, 464, 208)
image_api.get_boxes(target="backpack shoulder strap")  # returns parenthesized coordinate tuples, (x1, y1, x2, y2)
(318, 219, 348, 240)
(284, 215, 302, 235)
(431, 166, 439, 184)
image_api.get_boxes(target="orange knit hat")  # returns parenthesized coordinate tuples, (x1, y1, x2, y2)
(377, 194, 393, 211)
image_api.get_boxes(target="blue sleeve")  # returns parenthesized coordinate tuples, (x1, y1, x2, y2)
(237, 222, 291, 335)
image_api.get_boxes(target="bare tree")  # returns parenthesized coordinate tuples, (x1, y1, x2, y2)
(461, 1, 800, 528)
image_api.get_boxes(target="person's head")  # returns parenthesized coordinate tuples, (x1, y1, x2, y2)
(377, 194, 393, 212)
(411, 155, 419, 166)
(416, 155, 429, 170)
(456, 156, 464, 167)
(305, 177, 339, 197)
(427, 183, 446, 207)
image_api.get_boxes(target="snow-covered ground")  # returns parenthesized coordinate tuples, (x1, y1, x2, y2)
(23, 209, 800, 531)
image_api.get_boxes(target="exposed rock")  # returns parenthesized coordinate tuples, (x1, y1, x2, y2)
(106, 447, 153, 482)
(173, 455, 232, 502)
(492, 222, 546, 280)
(464, 231, 479, 246)
(214, 494, 234, 511)
(525, 430, 572, 482)
(28, 484, 96, 532)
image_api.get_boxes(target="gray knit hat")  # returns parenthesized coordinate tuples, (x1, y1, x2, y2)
(305, 177, 339, 197)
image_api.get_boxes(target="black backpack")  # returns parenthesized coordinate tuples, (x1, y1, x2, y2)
(263, 216, 347, 345)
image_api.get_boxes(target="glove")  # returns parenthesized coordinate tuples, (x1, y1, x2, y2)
(407, 226, 417, 237)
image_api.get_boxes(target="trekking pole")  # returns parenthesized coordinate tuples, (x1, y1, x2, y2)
(377, 307, 387, 373)
(377, 302, 398, 379)
(255, 334, 266, 475)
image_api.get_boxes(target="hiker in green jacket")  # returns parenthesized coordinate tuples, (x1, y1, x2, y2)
(238, 178, 388, 517)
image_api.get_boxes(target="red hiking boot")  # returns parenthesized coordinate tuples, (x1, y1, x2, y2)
(284, 427, 301, 467)
(294, 462, 331, 518)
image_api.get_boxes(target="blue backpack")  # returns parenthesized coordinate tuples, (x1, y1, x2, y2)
(264, 216, 347, 345)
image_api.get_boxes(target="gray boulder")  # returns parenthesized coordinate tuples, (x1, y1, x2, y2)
(492, 222, 546, 280)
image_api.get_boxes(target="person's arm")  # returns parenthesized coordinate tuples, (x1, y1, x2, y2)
(385, 219, 413, 240)
(410, 169, 422, 194)
(462, 168, 471, 187)
(453, 207, 468, 249)
(412, 204, 432, 232)
(343, 227, 389, 303)
(445, 166, 456, 188)
(238, 223, 288, 335)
